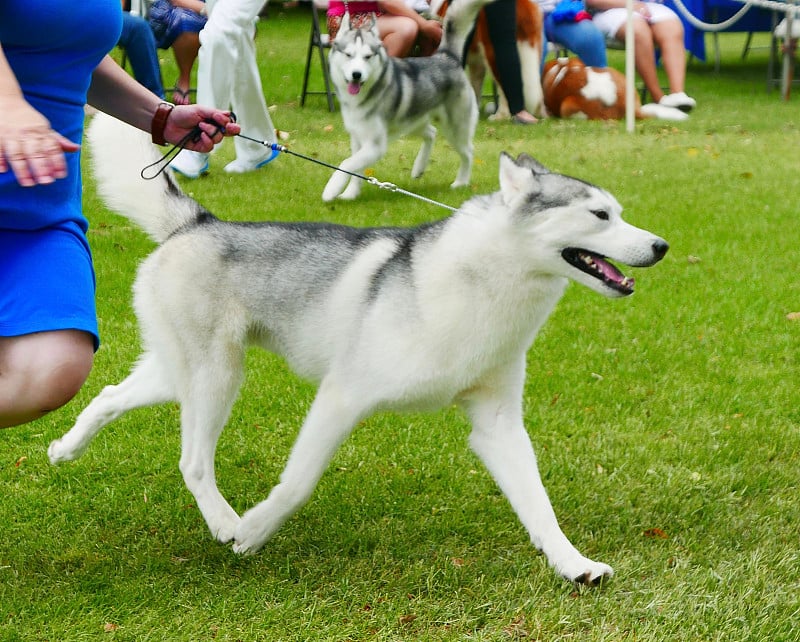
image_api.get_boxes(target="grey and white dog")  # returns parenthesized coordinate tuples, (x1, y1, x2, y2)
(49, 114, 668, 585)
(322, 0, 489, 202)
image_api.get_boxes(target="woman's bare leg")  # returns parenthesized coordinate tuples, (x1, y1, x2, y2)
(0, 330, 94, 428)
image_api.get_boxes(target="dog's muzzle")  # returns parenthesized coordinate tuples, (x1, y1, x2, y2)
(347, 71, 364, 95)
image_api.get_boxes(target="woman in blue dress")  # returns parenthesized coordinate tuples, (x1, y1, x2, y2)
(0, 0, 240, 428)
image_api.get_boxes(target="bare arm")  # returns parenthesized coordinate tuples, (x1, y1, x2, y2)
(0, 52, 240, 188)
(87, 55, 165, 133)
(378, 0, 442, 38)
(89, 56, 241, 150)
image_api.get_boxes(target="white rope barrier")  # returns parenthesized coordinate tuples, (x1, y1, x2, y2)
(669, 0, 799, 33)
(669, 0, 755, 31)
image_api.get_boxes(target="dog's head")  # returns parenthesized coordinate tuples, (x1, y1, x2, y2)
(330, 13, 386, 97)
(497, 152, 668, 297)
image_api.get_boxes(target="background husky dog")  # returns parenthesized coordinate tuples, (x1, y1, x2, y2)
(50, 114, 668, 585)
(322, 0, 490, 202)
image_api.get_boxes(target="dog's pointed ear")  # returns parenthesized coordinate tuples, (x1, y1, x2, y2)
(514, 153, 550, 175)
(341, 10, 351, 32)
(499, 152, 538, 207)
(368, 12, 379, 36)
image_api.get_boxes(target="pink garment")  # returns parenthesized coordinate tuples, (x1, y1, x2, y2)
(327, 0, 379, 17)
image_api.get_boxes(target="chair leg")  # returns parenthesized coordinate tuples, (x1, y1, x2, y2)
(742, 32, 754, 60)
(317, 42, 335, 112)
(301, 28, 316, 107)
(300, 10, 336, 112)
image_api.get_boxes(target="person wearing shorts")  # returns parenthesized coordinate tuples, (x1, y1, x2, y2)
(587, 0, 696, 111)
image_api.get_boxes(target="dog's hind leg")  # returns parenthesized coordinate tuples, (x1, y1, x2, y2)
(49, 352, 175, 464)
(462, 360, 614, 585)
(232, 377, 366, 555)
(176, 351, 246, 544)
(411, 123, 437, 180)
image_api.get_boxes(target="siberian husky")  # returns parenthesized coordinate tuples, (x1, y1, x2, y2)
(49, 114, 668, 585)
(322, 0, 489, 202)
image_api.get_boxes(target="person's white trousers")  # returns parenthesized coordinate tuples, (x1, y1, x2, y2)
(200, 0, 275, 164)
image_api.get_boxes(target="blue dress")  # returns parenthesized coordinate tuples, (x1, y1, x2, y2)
(0, 0, 122, 348)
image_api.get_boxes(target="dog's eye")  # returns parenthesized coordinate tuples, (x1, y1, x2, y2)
(591, 209, 609, 221)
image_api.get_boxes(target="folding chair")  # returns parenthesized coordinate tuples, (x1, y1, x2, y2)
(301, 0, 336, 111)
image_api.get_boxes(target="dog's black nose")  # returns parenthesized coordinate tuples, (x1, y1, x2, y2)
(652, 239, 669, 261)
(352, 71, 361, 81)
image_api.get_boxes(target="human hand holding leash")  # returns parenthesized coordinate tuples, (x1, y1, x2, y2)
(158, 104, 240, 152)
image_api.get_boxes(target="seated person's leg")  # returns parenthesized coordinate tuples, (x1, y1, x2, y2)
(483, 0, 537, 122)
(378, 15, 418, 57)
(646, 6, 688, 96)
(171, 31, 201, 104)
(545, 16, 608, 68)
(590, 8, 663, 99)
(118, 13, 166, 98)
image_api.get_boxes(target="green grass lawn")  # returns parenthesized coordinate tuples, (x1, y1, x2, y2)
(2, 4, 800, 641)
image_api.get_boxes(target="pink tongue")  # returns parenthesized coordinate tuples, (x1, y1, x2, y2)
(348, 82, 361, 95)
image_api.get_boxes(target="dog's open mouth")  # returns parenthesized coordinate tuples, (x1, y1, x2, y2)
(347, 81, 363, 95)
(561, 248, 635, 295)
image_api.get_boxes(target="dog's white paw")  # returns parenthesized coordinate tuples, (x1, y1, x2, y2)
(209, 512, 241, 544)
(339, 184, 362, 200)
(322, 173, 348, 202)
(231, 514, 271, 556)
(450, 178, 470, 189)
(556, 556, 614, 586)
(47, 438, 84, 464)
(200, 502, 241, 544)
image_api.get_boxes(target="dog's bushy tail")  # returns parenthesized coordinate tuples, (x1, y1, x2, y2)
(86, 113, 204, 244)
(438, 0, 494, 59)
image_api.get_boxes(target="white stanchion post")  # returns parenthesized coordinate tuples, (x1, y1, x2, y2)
(781, 10, 796, 100)
(625, 0, 635, 131)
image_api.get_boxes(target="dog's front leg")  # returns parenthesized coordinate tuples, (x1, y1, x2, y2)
(463, 364, 613, 585)
(49, 352, 175, 464)
(322, 135, 386, 202)
(233, 378, 365, 555)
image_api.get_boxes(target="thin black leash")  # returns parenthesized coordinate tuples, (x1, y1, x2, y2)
(140, 117, 457, 212)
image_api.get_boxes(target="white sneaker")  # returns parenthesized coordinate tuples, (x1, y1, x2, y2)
(659, 92, 696, 112)
(169, 150, 209, 179)
(223, 148, 279, 174)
